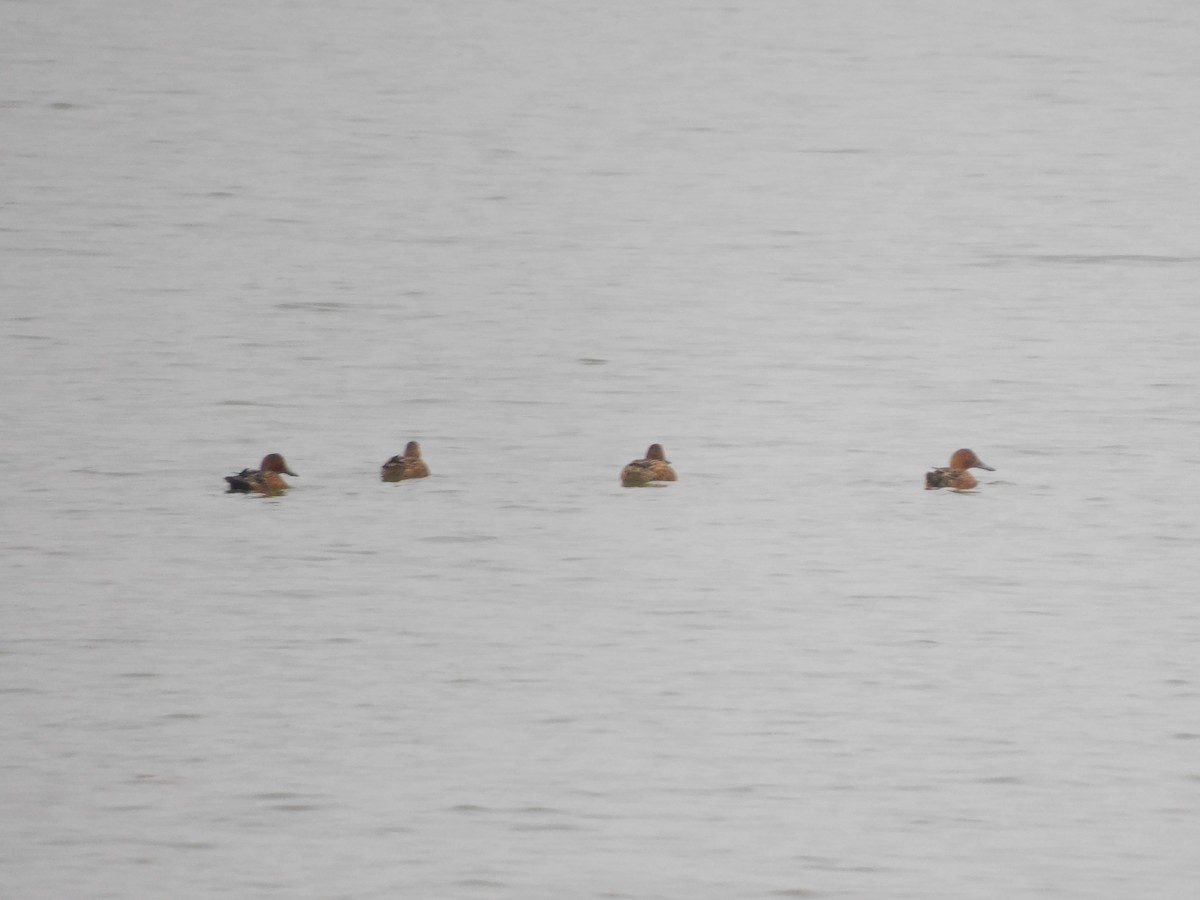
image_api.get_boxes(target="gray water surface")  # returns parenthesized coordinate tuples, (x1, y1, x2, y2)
(4, 2, 1200, 898)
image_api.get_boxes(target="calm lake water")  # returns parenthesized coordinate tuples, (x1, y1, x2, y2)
(4, 1, 1200, 898)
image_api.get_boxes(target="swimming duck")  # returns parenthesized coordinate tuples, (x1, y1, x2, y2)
(925, 448, 994, 491)
(621, 443, 676, 487)
(225, 453, 297, 494)
(381, 441, 430, 482)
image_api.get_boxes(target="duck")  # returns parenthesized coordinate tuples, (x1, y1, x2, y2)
(925, 448, 994, 491)
(621, 443, 677, 487)
(381, 441, 430, 482)
(225, 453, 297, 494)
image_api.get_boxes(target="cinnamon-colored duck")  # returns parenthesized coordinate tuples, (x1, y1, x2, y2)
(621, 443, 676, 487)
(925, 448, 994, 491)
(381, 441, 430, 482)
(225, 453, 297, 494)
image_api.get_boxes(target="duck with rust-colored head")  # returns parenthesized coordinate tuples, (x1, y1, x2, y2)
(621, 443, 676, 487)
(225, 453, 297, 494)
(381, 441, 430, 482)
(925, 448, 994, 491)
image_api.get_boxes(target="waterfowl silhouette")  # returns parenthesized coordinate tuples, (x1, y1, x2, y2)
(621, 443, 676, 487)
(925, 448, 994, 491)
(381, 441, 430, 482)
(225, 453, 297, 494)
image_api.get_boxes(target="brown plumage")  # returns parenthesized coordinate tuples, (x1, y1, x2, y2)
(925, 448, 994, 491)
(381, 441, 430, 482)
(621, 443, 677, 487)
(225, 453, 297, 494)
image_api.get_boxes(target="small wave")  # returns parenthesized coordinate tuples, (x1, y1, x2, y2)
(274, 301, 350, 312)
(981, 252, 1200, 267)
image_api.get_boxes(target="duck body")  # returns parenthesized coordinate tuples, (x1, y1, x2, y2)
(621, 443, 676, 487)
(381, 441, 430, 482)
(925, 448, 994, 491)
(225, 453, 297, 494)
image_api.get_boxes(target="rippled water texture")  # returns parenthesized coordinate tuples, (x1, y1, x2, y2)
(4, 1, 1200, 898)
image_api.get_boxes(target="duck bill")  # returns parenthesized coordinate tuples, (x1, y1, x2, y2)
(285, 469, 298, 477)
(977, 461, 995, 471)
